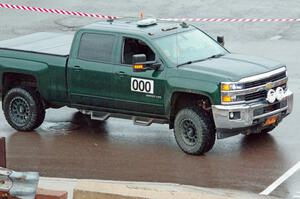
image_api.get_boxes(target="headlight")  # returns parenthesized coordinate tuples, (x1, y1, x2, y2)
(221, 82, 244, 104)
(221, 82, 244, 91)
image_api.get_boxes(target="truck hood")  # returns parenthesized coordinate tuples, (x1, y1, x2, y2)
(179, 53, 285, 82)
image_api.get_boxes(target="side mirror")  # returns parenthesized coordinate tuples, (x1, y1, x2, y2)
(133, 54, 146, 64)
(217, 36, 225, 46)
(132, 54, 161, 72)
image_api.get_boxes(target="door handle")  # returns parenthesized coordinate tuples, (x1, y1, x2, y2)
(73, 65, 82, 71)
(115, 71, 127, 77)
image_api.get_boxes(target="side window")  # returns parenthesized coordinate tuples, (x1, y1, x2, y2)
(78, 33, 116, 63)
(122, 38, 155, 65)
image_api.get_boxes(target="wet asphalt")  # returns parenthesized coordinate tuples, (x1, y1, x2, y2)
(0, 1, 300, 198)
(0, 99, 299, 198)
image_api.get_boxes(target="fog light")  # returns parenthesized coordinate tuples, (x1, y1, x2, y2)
(229, 112, 241, 120)
(276, 87, 285, 101)
(266, 89, 276, 103)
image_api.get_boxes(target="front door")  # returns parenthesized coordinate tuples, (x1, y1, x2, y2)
(68, 32, 117, 108)
(112, 37, 166, 115)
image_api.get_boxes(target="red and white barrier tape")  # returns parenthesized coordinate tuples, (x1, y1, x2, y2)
(0, 3, 299, 22)
(160, 18, 300, 22)
(0, 3, 118, 19)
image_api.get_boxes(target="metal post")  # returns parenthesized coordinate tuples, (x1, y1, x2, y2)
(0, 137, 6, 168)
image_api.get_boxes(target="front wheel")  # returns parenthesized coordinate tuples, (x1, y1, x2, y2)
(3, 87, 45, 131)
(174, 107, 216, 155)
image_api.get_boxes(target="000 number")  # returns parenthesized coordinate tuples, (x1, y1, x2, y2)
(131, 78, 154, 94)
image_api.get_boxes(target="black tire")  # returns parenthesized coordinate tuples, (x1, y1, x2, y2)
(3, 87, 45, 131)
(174, 107, 216, 155)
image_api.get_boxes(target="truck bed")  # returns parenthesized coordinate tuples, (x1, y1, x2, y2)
(0, 32, 74, 56)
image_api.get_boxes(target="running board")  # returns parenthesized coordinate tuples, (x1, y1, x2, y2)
(133, 117, 153, 126)
(91, 112, 111, 121)
(79, 110, 110, 121)
(79, 110, 167, 126)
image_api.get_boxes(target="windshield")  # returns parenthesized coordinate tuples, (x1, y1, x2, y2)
(154, 29, 228, 66)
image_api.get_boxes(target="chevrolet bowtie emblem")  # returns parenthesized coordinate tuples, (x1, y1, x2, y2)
(265, 82, 273, 90)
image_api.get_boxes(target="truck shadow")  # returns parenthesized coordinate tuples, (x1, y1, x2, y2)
(38, 111, 109, 136)
(240, 133, 276, 148)
(70, 111, 107, 132)
(239, 132, 281, 156)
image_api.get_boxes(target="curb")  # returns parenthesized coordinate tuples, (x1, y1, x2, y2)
(73, 180, 279, 199)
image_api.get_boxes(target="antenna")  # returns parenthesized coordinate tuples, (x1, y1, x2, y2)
(107, 17, 114, 24)
(180, 22, 189, 28)
(140, 11, 144, 19)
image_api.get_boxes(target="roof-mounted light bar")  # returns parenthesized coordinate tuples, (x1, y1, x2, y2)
(137, 18, 157, 27)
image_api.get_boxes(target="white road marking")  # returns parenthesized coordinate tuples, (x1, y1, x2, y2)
(260, 161, 300, 195)
(292, 191, 300, 198)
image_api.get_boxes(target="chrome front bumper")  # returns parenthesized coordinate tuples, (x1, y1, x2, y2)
(212, 89, 293, 130)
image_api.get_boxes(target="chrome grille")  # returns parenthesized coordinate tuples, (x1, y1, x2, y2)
(244, 83, 287, 101)
(221, 67, 288, 105)
(244, 90, 267, 101)
(244, 72, 286, 89)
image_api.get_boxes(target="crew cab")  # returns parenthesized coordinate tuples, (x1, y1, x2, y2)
(0, 18, 293, 155)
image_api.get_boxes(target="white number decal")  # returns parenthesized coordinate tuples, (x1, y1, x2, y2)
(131, 78, 154, 94)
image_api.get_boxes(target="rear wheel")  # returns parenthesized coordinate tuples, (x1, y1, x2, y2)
(174, 107, 216, 155)
(3, 87, 45, 131)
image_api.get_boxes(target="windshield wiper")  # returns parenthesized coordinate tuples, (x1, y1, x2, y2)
(176, 53, 225, 68)
(208, 53, 225, 59)
(176, 60, 194, 68)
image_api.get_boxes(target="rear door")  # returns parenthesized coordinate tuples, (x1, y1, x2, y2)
(68, 31, 117, 108)
(111, 36, 166, 115)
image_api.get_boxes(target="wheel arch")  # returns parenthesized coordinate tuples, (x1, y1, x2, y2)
(2, 72, 38, 98)
(168, 91, 214, 129)
(1, 72, 51, 108)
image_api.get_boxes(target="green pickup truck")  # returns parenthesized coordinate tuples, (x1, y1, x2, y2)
(0, 18, 293, 155)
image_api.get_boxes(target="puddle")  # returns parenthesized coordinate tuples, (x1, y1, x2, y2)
(39, 121, 80, 134)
